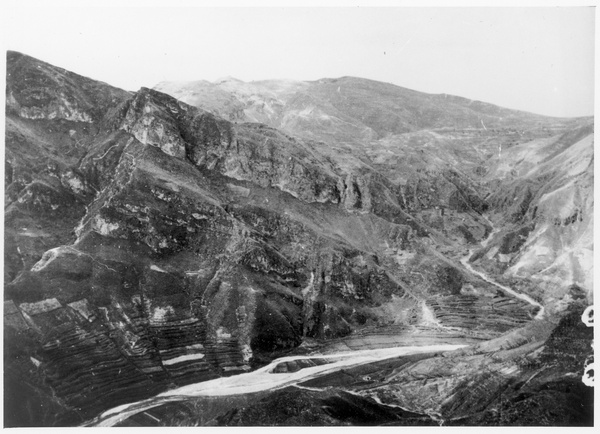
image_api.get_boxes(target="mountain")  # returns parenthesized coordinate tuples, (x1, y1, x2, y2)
(4, 51, 593, 427)
(154, 76, 570, 137)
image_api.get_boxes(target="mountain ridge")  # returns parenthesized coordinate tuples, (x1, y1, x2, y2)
(158, 73, 591, 120)
(154, 74, 587, 136)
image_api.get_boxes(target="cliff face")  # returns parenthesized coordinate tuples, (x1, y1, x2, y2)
(470, 125, 594, 314)
(4, 52, 593, 427)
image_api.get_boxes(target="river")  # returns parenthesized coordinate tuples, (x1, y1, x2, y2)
(459, 218, 545, 320)
(86, 343, 467, 426)
(86, 217, 544, 427)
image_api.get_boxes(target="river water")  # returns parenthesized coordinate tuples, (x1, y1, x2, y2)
(86, 343, 467, 426)
(459, 220, 545, 320)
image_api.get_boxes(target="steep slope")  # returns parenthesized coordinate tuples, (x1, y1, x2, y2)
(154, 76, 589, 249)
(4, 52, 593, 427)
(469, 124, 594, 314)
(4, 51, 131, 282)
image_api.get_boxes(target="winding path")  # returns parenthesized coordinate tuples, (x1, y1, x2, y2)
(459, 218, 545, 320)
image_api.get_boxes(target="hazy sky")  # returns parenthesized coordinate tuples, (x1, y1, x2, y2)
(1, 2, 595, 117)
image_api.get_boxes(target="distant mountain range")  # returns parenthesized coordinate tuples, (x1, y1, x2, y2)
(154, 75, 579, 141)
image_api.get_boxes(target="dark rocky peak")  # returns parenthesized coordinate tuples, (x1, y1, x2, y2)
(120, 87, 367, 209)
(107, 85, 489, 241)
(6, 50, 131, 123)
(120, 86, 199, 158)
(117, 86, 481, 247)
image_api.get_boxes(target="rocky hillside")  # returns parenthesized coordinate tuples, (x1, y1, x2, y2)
(470, 125, 594, 314)
(4, 51, 593, 427)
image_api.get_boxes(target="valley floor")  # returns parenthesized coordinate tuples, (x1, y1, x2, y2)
(88, 343, 468, 426)
(88, 229, 562, 427)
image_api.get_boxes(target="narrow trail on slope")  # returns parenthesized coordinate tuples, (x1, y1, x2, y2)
(459, 216, 545, 320)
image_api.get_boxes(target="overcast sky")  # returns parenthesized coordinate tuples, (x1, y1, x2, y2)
(1, 2, 595, 117)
